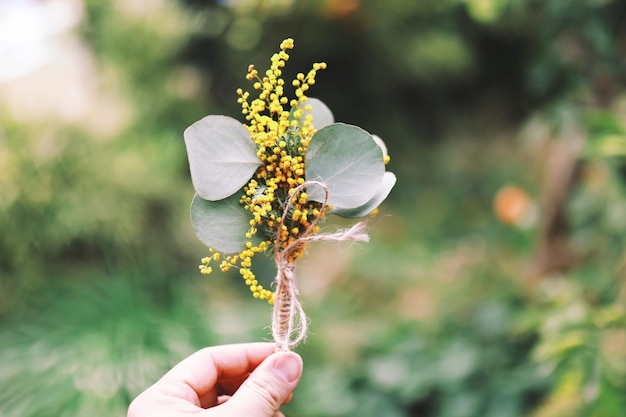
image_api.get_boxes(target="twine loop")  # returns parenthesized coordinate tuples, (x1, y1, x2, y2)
(272, 181, 369, 351)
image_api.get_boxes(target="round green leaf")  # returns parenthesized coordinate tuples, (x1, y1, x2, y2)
(331, 171, 396, 218)
(305, 123, 385, 208)
(372, 134, 388, 159)
(190, 192, 251, 254)
(303, 97, 334, 129)
(290, 97, 334, 130)
(184, 115, 262, 201)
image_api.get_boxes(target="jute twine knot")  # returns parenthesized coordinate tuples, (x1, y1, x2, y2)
(272, 181, 370, 351)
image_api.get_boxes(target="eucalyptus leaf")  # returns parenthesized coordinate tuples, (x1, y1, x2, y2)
(331, 171, 396, 218)
(305, 123, 385, 208)
(184, 115, 262, 201)
(290, 97, 334, 130)
(303, 97, 334, 129)
(372, 134, 388, 158)
(190, 192, 252, 254)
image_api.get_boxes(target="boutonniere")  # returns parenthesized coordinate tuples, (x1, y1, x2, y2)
(184, 38, 395, 350)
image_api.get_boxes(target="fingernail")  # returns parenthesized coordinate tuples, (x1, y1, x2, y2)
(272, 352, 302, 383)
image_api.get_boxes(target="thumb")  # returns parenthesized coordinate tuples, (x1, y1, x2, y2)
(219, 351, 303, 417)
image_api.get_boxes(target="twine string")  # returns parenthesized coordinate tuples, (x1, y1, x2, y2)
(272, 181, 370, 351)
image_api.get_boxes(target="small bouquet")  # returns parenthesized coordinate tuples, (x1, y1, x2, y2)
(184, 38, 395, 351)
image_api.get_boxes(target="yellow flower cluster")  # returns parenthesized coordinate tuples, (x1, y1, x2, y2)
(199, 38, 328, 304)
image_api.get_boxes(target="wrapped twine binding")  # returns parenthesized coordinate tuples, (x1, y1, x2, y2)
(272, 181, 370, 351)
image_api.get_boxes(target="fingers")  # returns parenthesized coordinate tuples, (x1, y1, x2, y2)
(163, 342, 276, 397)
(128, 343, 302, 417)
(132, 342, 277, 411)
(217, 351, 303, 417)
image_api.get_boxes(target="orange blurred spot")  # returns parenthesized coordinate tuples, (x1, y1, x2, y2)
(494, 185, 531, 226)
(325, 0, 361, 18)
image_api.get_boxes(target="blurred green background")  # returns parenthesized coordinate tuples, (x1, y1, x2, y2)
(1, 0, 626, 416)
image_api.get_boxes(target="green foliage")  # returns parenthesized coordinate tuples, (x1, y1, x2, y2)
(299, 97, 335, 130)
(191, 192, 253, 253)
(529, 279, 626, 416)
(306, 123, 387, 208)
(0, 275, 222, 417)
(330, 172, 397, 218)
(185, 106, 394, 255)
(2, 0, 626, 416)
(185, 115, 262, 201)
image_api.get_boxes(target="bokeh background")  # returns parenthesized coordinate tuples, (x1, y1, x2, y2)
(1, 0, 626, 416)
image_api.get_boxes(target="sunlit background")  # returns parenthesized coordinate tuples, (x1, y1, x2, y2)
(1, 0, 626, 416)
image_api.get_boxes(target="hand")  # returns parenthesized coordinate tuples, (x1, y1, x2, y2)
(128, 342, 303, 417)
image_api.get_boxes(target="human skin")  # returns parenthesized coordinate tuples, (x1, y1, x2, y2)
(127, 342, 303, 417)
